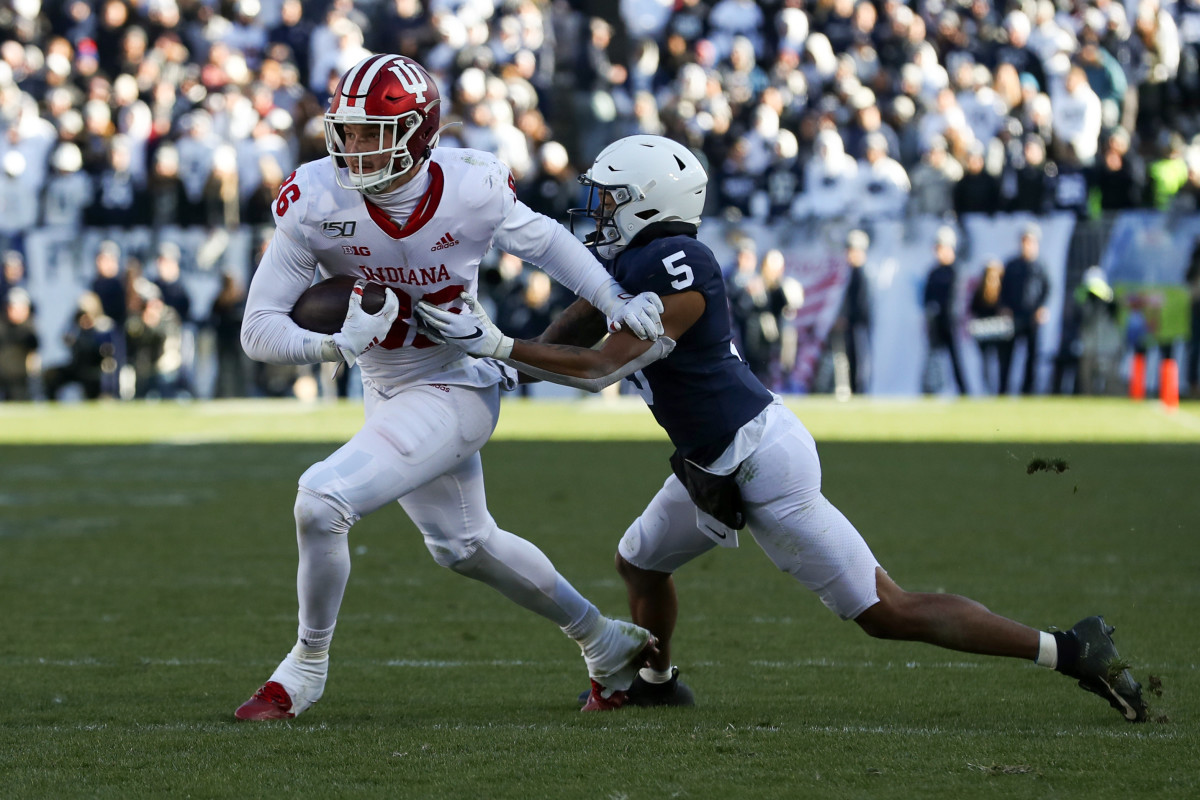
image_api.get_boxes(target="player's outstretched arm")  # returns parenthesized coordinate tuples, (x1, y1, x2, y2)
(532, 298, 610, 348)
(417, 291, 704, 392)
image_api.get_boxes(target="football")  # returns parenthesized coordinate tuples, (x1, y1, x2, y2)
(290, 275, 388, 334)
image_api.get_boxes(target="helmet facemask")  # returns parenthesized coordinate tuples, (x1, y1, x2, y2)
(569, 178, 640, 259)
(324, 106, 435, 195)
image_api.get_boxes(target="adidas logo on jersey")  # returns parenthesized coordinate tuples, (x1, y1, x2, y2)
(431, 232, 460, 251)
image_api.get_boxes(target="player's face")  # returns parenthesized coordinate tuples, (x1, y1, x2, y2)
(595, 189, 621, 233)
(340, 123, 394, 173)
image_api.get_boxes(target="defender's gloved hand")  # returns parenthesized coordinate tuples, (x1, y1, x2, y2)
(330, 280, 400, 367)
(415, 292, 514, 359)
(602, 291, 664, 340)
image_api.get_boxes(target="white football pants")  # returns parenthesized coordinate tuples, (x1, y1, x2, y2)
(291, 380, 590, 636)
(618, 401, 882, 620)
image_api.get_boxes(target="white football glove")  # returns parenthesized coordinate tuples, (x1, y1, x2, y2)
(330, 280, 400, 367)
(604, 291, 664, 340)
(415, 293, 513, 359)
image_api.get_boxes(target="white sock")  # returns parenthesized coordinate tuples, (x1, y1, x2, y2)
(639, 666, 673, 684)
(1034, 630, 1058, 669)
(562, 604, 602, 643)
(297, 624, 335, 660)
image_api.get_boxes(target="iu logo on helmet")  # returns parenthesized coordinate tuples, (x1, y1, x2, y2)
(388, 61, 428, 103)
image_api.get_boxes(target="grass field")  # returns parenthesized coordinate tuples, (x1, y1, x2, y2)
(1, 398, 1197, 799)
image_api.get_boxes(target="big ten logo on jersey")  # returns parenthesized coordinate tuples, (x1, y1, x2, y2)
(276, 171, 300, 216)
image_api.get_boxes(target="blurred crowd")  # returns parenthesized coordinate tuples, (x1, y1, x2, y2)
(1, 0, 1200, 401)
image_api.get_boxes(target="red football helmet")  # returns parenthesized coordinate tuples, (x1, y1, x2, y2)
(324, 54, 442, 194)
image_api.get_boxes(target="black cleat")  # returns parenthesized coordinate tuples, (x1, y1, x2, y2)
(577, 667, 695, 707)
(1060, 616, 1147, 722)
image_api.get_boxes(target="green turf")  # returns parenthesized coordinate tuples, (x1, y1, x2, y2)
(0, 395, 1198, 444)
(1, 401, 1197, 799)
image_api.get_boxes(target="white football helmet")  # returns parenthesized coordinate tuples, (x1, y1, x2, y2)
(570, 135, 707, 259)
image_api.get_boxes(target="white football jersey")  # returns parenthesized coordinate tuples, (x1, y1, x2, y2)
(243, 147, 606, 390)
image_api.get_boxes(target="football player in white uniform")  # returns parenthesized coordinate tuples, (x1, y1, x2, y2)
(417, 134, 1148, 721)
(233, 55, 663, 720)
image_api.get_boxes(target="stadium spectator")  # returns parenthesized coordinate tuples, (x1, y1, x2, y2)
(145, 144, 191, 228)
(835, 229, 872, 395)
(922, 225, 967, 395)
(1005, 133, 1054, 213)
(1145, 132, 1190, 209)
(999, 224, 1051, 395)
(209, 271, 250, 399)
(0, 287, 38, 401)
(909, 135, 962, 218)
(724, 240, 759, 353)
(41, 142, 93, 228)
(1131, 0, 1181, 140)
(954, 141, 1001, 215)
(1088, 128, 1145, 211)
(125, 281, 184, 399)
(268, 0, 315, 88)
(792, 128, 857, 219)
(0, 152, 38, 253)
(853, 132, 910, 221)
(1078, 29, 1128, 126)
(968, 259, 1009, 395)
(89, 241, 128, 331)
(517, 141, 576, 223)
(0, 251, 27, 300)
(43, 291, 116, 401)
(86, 135, 146, 227)
(1071, 266, 1122, 396)
(152, 243, 191, 325)
(1051, 66, 1103, 166)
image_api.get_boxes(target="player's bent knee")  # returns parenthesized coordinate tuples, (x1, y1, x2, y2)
(427, 522, 496, 571)
(294, 486, 356, 537)
(854, 593, 917, 640)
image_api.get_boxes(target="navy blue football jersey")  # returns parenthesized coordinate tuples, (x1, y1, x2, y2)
(609, 231, 773, 464)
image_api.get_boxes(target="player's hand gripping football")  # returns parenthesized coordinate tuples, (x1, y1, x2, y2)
(606, 292, 664, 340)
(415, 293, 514, 359)
(331, 279, 400, 367)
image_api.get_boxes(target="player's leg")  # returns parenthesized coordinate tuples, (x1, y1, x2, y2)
(235, 383, 499, 720)
(744, 404, 1145, 720)
(607, 474, 716, 705)
(855, 569, 1038, 656)
(395, 387, 654, 703)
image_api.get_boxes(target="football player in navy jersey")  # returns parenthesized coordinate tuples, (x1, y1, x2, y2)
(417, 135, 1148, 721)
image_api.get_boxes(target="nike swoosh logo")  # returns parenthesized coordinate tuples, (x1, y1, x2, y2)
(701, 524, 727, 540)
(448, 328, 484, 340)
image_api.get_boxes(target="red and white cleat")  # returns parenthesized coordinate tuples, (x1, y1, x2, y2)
(581, 680, 629, 712)
(234, 681, 296, 721)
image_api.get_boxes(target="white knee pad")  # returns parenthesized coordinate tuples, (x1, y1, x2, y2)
(294, 484, 358, 537)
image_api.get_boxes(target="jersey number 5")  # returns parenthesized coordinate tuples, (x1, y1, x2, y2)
(662, 251, 693, 289)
